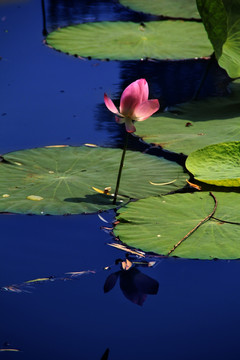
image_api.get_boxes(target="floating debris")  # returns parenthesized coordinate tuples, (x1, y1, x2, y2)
(84, 143, 98, 147)
(0, 348, 21, 352)
(98, 214, 109, 223)
(149, 179, 176, 186)
(1, 270, 95, 294)
(24, 277, 54, 284)
(107, 243, 145, 257)
(186, 179, 201, 190)
(26, 195, 44, 201)
(45, 145, 68, 148)
(65, 270, 95, 277)
(92, 186, 112, 196)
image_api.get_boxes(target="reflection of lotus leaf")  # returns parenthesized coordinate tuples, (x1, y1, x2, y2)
(119, 0, 200, 18)
(114, 192, 240, 260)
(46, 21, 212, 61)
(135, 81, 240, 155)
(186, 141, 240, 186)
(0, 146, 186, 215)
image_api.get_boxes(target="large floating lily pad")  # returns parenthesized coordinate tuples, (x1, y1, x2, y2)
(186, 141, 240, 186)
(197, 0, 240, 78)
(114, 192, 240, 259)
(135, 81, 240, 155)
(46, 21, 212, 61)
(0, 146, 186, 215)
(119, 0, 200, 18)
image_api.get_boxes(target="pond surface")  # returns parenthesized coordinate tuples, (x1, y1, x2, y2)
(1, 1, 240, 359)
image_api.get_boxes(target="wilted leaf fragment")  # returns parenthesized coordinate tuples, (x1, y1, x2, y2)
(1, 285, 22, 293)
(45, 145, 68, 148)
(107, 243, 145, 257)
(92, 187, 112, 196)
(27, 195, 44, 201)
(2, 270, 95, 294)
(24, 277, 52, 283)
(149, 179, 176, 186)
(98, 214, 109, 223)
(186, 180, 201, 190)
(65, 270, 96, 276)
(0, 349, 20, 352)
(84, 143, 98, 147)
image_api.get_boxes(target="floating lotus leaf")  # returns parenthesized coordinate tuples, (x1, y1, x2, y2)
(197, 0, 240, 78)
(135, 80, 240, 155)
(0, 146, 186, 215)
(186, 141, 240, 186)
(46, 21, 212, 61)
(119, 0, 200, 18)
(114, 192, 240, 259)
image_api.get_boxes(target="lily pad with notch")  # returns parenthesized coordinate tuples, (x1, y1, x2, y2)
(114, 192, 240, 259)
(0, 146, 186, 215)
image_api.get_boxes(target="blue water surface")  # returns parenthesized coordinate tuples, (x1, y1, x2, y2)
(1, 1, 240, 359)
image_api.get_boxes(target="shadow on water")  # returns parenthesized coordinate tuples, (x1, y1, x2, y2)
(101, 348, 110, 360)
(118, 56, 230, 107)
(44, 0, 157, 31)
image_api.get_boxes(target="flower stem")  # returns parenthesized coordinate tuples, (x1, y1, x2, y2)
(113, 131, 129, 205)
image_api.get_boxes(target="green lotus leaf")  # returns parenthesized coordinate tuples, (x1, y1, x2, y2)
(197, 0, 240, 78)
(0, 146, 186, 215)
(186, 141, 240, 186)
(46, 21, 212, 61)
(135, 80, 240, 155)
(114, 192, 240, 259)
(119, 0, 200, 18)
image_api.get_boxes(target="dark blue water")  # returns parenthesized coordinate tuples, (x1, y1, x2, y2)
(1, 1, 239, 359)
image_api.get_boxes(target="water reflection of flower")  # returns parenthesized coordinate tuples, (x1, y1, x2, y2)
(104, 258, 159, 306)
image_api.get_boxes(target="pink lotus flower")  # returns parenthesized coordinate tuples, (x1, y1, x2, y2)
(104, 79, 160, 133)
